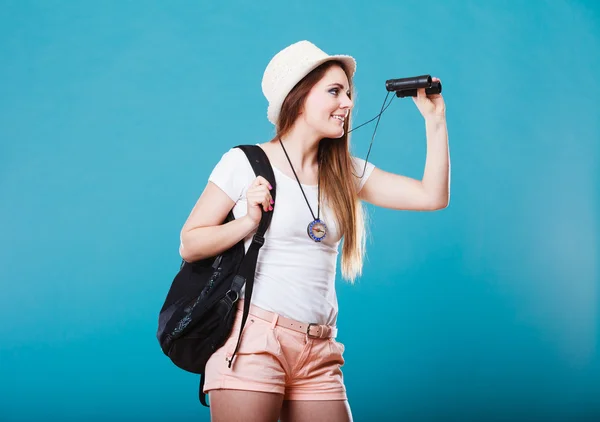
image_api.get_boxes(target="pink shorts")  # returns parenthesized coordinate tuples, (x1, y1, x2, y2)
(203, 301, 347, 401)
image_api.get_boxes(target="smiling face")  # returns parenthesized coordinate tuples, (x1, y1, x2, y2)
(300, 64, 354, 139)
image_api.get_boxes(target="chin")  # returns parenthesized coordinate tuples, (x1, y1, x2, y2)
(323, 125, 345, 139)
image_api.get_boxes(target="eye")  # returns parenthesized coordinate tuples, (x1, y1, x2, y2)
(329, 88, 340, 96)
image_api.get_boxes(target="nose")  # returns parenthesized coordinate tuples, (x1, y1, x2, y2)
(341, 93, 353, 110)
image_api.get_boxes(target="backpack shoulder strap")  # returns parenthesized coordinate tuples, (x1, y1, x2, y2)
(226, 144, 276, 369)
(233, 144, 277, 240)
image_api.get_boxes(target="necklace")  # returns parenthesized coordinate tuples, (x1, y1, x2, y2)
(278, 138, 327, 242)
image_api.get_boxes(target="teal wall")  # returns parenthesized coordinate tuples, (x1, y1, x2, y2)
(1, 1, 598, 421)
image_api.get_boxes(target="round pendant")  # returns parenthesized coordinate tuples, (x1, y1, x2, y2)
(307, 219, 327, 242)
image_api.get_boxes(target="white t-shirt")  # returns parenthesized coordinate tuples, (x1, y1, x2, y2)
(208, 145, 375, 326)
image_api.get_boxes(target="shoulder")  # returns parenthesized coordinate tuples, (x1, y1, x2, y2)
(350, 155, 374, 170)
(216, 146, 249, 165)
(208, 146, 255, 202)
(350, 155, 376, 192)
(211, 146, 258, 174)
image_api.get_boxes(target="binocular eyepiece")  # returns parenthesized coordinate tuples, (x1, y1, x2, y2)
(385, 75, 442, 98)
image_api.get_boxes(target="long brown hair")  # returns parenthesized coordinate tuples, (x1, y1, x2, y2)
(271, 60, 368, 283)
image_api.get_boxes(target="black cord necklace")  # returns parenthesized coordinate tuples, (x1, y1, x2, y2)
(278, 138, 327, 242)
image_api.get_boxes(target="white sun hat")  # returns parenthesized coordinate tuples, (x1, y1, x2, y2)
(261, 40, 357, 125)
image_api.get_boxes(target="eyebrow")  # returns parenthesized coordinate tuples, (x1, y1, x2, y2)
(328, 83, 350, 91)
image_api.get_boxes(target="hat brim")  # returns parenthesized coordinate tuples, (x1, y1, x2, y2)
(267, 54, 357, 125)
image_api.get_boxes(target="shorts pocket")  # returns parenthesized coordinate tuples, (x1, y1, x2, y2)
(225, 315, 272, 358)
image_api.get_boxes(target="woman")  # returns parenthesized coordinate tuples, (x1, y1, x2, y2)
(179, 40, 449, 422)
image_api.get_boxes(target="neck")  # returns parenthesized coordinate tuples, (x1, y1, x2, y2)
(273, 121, 322, 172)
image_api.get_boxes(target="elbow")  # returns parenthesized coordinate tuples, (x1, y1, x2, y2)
(420, 183, 450, 211)
(179, 243, 191, 263)
(429, 195, 449, 210)
(180, 243, 205, 263)
(179, 229, 211, 262)
(179, 232, 197, 263)
(434, 201, 449, 210)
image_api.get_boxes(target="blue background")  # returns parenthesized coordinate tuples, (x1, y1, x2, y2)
(1, 1, 598, 421)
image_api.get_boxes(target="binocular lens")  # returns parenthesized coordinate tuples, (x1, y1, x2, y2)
(385, 75, 442, 98)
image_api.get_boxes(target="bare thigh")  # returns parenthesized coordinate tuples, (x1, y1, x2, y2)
(208, 390, 284, 422)
(280, 400, 353, 422)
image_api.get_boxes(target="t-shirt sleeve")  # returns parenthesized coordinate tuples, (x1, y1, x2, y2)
(351, 156, 376, 193)
(208, 148, 251, 203)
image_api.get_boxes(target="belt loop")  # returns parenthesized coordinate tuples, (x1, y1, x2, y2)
(270, 313, 279, 330)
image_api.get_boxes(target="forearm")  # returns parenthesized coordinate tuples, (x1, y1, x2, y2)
(179, 215, 258, 262)
(421, 115, 450, 207)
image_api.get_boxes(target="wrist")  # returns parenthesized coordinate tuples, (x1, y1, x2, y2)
(425, 115, 447, 132)
(241, 214, 260, 230)
(425, 113, 446, 124)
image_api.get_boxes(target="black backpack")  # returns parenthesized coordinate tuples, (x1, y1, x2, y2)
(156, 144, 276, 407)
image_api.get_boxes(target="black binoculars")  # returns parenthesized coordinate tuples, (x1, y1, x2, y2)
(385, 75, 442, 98)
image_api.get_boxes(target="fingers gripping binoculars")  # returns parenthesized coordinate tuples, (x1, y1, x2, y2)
(385, 75, 442, 98)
